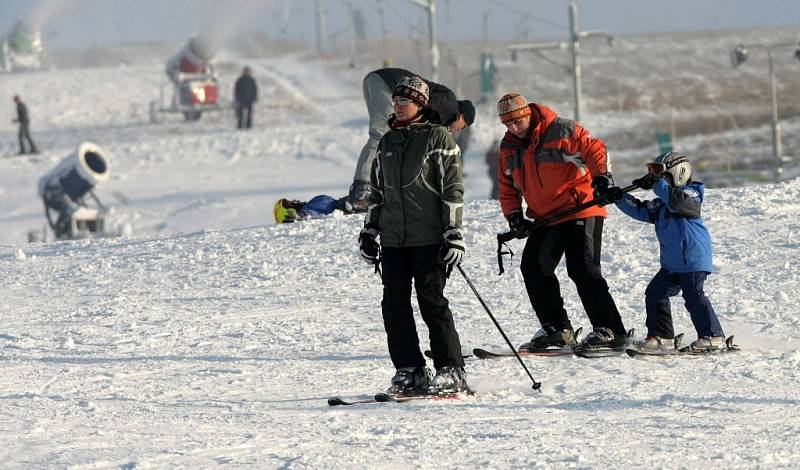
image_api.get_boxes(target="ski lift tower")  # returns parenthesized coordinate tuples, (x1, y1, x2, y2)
(507, 0, 611, 122)
(406, 0, 439, 82)
(731, 41, 800, 183)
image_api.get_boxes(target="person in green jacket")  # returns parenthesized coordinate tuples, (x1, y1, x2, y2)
(358, 75, 469, 395)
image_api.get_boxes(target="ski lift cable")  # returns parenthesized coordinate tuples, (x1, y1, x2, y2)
(383, 0, 421, 29)
(485, 0, 567, 31)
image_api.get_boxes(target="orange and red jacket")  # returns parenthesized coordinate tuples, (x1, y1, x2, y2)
(498, 103, 609, 224)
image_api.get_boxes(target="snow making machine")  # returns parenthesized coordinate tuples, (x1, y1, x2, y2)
(150, 35, 223, 123)
(35, 142, 130, 242)
(1, 20, 45, 73)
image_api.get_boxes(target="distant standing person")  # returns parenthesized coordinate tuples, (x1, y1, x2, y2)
(485, 139, 500, 199)
(13, 95, 38, 154)
(234, 67, 258, 129)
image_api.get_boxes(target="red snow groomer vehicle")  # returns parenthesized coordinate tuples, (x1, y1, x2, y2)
(150, 35, 224, 122)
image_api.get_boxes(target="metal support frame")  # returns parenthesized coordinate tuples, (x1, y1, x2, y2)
(507, 0, 612, 122)
(731, 41, 800, 183)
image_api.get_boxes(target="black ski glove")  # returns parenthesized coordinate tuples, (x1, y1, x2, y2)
(592, 173, 614, 200)
(358, 225, 380, 265)
(599, 186, 624, 205)
(507, 210, 534, 238)
(442, 227, 465, 268)
(632, 172, 660, 190)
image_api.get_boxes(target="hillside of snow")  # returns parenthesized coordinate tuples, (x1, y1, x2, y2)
(1, 180, 799, 467)
(1, 28, 800, 467)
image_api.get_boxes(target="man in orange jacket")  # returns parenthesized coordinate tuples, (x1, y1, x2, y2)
(496, 93, 627, 351)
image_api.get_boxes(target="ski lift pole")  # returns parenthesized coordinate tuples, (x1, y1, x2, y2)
(456, 265, 541, 392)
(496, 184, 638, 274)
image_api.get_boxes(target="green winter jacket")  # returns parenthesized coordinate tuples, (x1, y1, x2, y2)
(365, 120, 464, 248)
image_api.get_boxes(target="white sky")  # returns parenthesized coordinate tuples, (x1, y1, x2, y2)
(1, 0, 799, 49)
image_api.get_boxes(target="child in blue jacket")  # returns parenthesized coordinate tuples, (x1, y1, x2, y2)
(614, 152, 726, 352)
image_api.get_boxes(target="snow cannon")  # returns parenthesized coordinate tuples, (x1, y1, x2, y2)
(165, 34, 217, 82)
(154, 34, 221, 122)
(37, 142, 111, 240)
(1, 19, 45, 73)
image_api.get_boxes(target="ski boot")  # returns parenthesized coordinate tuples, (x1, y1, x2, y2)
(637, 336, 676, 352)
(347, 181, 371, 213)
(519, 325, 577, 352)
(429, 367, 469, 394)
(578, 327, 627, 350)
(689, 336, 726, 353)
(387, 366, 432, 395)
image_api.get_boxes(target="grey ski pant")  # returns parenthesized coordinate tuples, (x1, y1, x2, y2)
(353, 72, 393, 184)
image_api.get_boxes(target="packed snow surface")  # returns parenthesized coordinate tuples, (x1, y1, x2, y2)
(1, 51, 799, 468)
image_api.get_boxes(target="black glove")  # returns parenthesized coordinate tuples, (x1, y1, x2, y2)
(358, 225, 380, 265)
(507, 210, 534, 238)
(632, 172, 660, 190)
(592, 173, 614, 200)
(442, 227, 465, 268)
(599, 186, 624, 205)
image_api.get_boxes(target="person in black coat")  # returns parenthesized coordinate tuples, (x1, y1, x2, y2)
(234, 67, 258, 129)
(13, 95, 38, 154)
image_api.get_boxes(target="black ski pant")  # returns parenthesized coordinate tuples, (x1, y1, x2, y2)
(644, 268, 724, 339)
(236, 103, 253, 129)
(520, 216, 626, 337)
(18, 123, 37, 154)
(381, 244, 465, 370)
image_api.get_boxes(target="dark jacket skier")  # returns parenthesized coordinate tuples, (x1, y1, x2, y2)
(234, 67, 258, 129)
(13, 95, 37, 154)
(358, 75, 469, 396)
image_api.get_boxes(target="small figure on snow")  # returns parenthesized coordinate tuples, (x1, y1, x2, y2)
(273, 195, 352, 223)
(349, 67, 475, 212)
(485, 139, 500, 200)
(614, 152, 727, 352)
(234, 66, 258, 129)
(495, 93, 628, 351)
(13, 95, 38, 154)
(358, 75, 469, 395)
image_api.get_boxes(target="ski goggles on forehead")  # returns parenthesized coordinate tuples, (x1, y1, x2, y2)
(646, 163, 666, 174)
(392, 97, 412, 106)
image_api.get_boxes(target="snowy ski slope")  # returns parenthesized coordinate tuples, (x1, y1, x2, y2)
(0, 45, 799, 468)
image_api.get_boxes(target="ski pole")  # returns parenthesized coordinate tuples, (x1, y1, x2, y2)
(456, 265, 542, 392)
(496, 184, 638, 274)
(372, 244, 383, 279)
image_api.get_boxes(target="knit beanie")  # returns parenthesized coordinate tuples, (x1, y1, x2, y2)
(393, 75, 430, 107)
(497, 93, 532, 124)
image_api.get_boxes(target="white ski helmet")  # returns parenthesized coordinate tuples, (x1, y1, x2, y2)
(650, 151, 692, 187)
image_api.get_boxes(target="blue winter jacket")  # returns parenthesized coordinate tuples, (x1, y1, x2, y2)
(614, 179, 712, 273)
